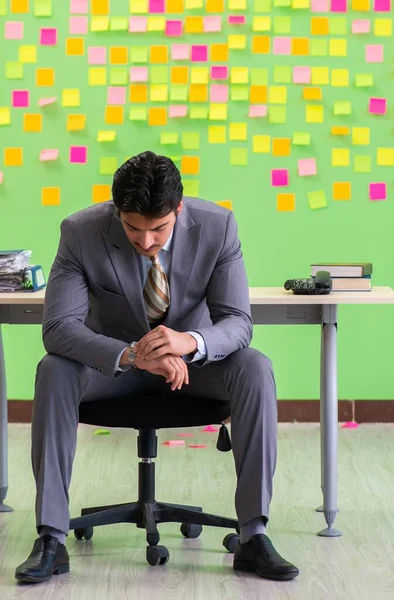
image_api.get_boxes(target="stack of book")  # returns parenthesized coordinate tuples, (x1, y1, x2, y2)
(0, 250, 32, 292)
(310, 263, 373, 292)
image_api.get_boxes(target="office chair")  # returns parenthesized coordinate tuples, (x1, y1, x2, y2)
(69, 392, 240, 566)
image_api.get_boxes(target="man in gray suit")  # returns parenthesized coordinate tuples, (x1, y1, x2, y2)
(15, 151, 299, 584)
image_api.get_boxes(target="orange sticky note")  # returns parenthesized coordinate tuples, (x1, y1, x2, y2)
(189, 84, 208, 102)
(252, 36, 270, 54)
(272, 138, 291, 157)
(277, 193, 295, 212)
(303, 87, 322, 100)
(331, 126, 349, 136)
(210, 44, 228, 62)
(216, 200, 233, 210)
(92, 184, 111, 204)
(181, 156, 200, 175)
(171, 66, 189, 84)
(150, 45, 168, 64)
(333, 182, 351, 201)
(4, 148, 23, 166)
(11, 0, 29, 13)
(67, 114, 86, 131)
(42, 187, 60, 206)
(250, 85, 267, 103)
(206, 0, 224, 10)
(148, 107, 167, 126)
(66, 38, 84, 56)
(92, 0, 109, 14)
(110, 46, 128, 64)
(24, 113, 42, 132)
(311, 17, 329, 35)
(36, 68, 55, 87)
(105, 106, 124, 124)
(185, 16, 203, 33)
(292, 38, 309, 55)
(166, 0, 184, 11)
(129, 84, 148, 103)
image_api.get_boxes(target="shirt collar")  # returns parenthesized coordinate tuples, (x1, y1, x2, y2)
(161, 228, 174, 252)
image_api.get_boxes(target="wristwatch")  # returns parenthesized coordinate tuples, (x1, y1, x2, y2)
(127, 342, 138, 369)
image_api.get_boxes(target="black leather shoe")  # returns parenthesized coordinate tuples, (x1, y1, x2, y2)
(15, 535, 69, 583)
(233, 534, 299, 581)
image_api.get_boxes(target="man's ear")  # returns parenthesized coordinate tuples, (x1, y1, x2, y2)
(176, 200, 184, 216)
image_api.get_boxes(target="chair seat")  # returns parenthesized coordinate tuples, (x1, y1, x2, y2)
(79, 392, 231, 429)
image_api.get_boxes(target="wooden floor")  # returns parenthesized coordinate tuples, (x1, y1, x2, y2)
(1, 423, 394, 600)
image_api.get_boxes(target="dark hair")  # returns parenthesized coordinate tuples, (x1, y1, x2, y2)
(112, 151, 183, 217)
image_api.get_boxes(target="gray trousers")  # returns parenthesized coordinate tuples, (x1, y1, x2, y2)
(31, 347, 278, 537)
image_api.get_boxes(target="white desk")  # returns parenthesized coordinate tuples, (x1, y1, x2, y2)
(1, 286, 394, 537)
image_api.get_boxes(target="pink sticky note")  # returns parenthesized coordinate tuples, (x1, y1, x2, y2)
(188, 444, 207, 449)
(369, 97, 387, 115)
(107, 86, 126, 105)
(298, 158, 317, 176)
(293, 66, 311, 84)
(228, 15, 246, 24)
(272, 169, 289, 186)
(352, 20, 370, 34)
(39, 97, 57, 106)
(203, 16, 222, 32)
(69, 16, 88, 34)
(273, 37, 291, 55)
(70, 146, 87, 164)
(5, 21, 24, 40)
(366, 44, 384, 63)
(210, 84, 228, 102)
(88, 46, 107, 65)
(191, 45, 208, 62)
(40, 28, 57, 46)
(149, 0, 165, 12)
(369, 182, 386, 200)
(211, 66, 228, 80)
(341, 421, 359, 428)
(165, 20, 183, 36)
(311, 0, 329, 10)
(249, 105, 268, 117)
(169, 105, 187, 117)
(176, 432, 194, 437)
(0, 172, 3, 184)
(129, 66, 148, 82)
(202, 425, 219, 432)
(163, 440, 185, 446)
(40, 149, 59, 162)
(330, 0, 347, 10)
(374, 0, 391, 9)
(70, 0, 88, 13)
(12, 90, 29, 108)
(171, 44, 189, 60)
(129, 17, 147, 32)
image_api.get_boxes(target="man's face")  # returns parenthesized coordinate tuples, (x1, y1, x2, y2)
(119, 201, 182, 257)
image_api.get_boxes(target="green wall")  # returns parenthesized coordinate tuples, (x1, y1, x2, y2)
(0, 0, 393, 400)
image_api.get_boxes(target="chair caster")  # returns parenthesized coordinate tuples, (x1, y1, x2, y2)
(146, 545, 170, 566)
(146, 531, 160, 546)
(223, 533, 240, 553)
(180, 523, 203, 539)
(74, 527, 94, 541)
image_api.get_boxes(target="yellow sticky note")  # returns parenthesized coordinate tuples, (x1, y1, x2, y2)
(216, 200, 233, 210)
(331, 69, 349, 87)
(303, 87, 322, 100)
(269, 86, 287, 104)
(230, 148, 248, 166)
(228, 35, 247, 49)
(374, 19, 392, 37)
(253, 135, 271, 153)
(129, 0, 148, 12)
(229, 0, 246, 7)
(209, 104, 228, 120)
(352, 0, 369, 8)
(311, 67, 329, 85)
(352, 127, 370, 146)
(42, 187, 60, 206)
(231, 67, 249, 84)
(191, 67, 209, 84)
(306, 105, 324, 123)
(24, 113, 42, 132)
(91, 16, 110, 32)
(97, 130, 116, 142)
(62, 89, 80, 107)
(377, 148, 394, 166)
(253, 16, 271, 31)
(229, 123, 247, 141)
(67, 114, 86, 131)
(333, 182, 351, 201)
(329, 39, 347, 57)
(92, 184, 111, 204)
(4, 148, 23, 166)
(19, 45, 37, 64)
(332, 149, 350, 166)
(89, 68, 107, 86)
(208, 125, 226, 144)
(66, 38, 84, 56)
(150, 84, 168, 102)
(147, 16, 165, 31)
(277, 193, 295, 212)
(186, 0, 203, 7)
(36, 68, 55, 87)
(0, 107, 11, 126)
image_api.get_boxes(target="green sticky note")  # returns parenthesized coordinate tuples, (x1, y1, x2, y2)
(231, 86, 249, 101)
(94, 428, 111, 435)
(254, 0, 271, 10)
(308, 190, 327, 210)
(34, 0, 52, 16)
(182, 133, 200, 150)
(269, 106, 287, 123)
(100, 157, 118, 175)
(329, 17, 346, 35)
(353, 155, 372, 173)
(333, 101, 352, 116)
(6, 62, 24, 79)
(273, 16, 291, 34)
(129, 107, 147, 120)
(355, 73, 374, 88)
(170, 85, 188, 102)
(274, 0, 291, 6)
(0, 0, 7, 15)
(310, 39, 328, 56)
(167, 155, 181, 163)
(130, 46, 148, 63)
(150, 67, 168, 84)
(273, 66, 291, 84)
(160, 132, 179, 144)
(230, 148, 248, 166)
(251, 68, 268, 85)
(110, 68, 128, 86)
(183, 179, 200, 197)
(292, 132, 311, 146)
(110, 17, 129, 31)
(189, 106, 208, 119)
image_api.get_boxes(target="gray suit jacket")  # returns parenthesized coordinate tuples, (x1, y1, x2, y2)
(43, 197, 253, 377)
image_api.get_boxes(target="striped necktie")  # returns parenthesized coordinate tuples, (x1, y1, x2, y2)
(143, 254, 170, 324)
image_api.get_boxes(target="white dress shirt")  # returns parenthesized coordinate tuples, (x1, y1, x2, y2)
(115, 228, 207, 372)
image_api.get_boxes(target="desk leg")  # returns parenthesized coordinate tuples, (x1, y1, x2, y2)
(316, 325, 325, 513)
(0, 324, 13, 512)
(318, 305, 341, 537)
